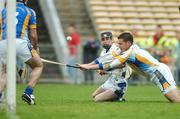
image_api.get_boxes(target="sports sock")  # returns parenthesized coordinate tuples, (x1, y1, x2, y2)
(24, 86, 33, 96)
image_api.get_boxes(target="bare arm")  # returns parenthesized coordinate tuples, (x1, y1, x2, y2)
(77, 63, 99, 70)
(29, 28, 39, 54)
(78, 48, 132, 71)
(78, 45, 122, 70)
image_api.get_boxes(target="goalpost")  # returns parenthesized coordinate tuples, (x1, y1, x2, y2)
(6, 0, 16, 111)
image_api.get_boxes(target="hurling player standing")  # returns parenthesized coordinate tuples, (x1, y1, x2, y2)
(0, 0, 43, 105)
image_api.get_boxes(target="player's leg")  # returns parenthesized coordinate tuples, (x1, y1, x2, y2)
(93, 89, 118, 102)
(154, 63, 180, 102)
(92, 78, 111, 99)
(17, 39, 43, 105)
(93, 78, 127, 102)
(162, 68, 180, 102)
(25, 55, 43, 88)
(164, 88, 180, 102)
(0, 41, 7, 102)
(92, 86, 106, 98)
(114, 80, 128, 101)
(21, 56, 43, 105)
(0, 63, 6, 102)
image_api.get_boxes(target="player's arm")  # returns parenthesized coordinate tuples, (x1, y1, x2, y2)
(29, 28, 38, 50)
(78, 47, 122, 70)
(77, 58, 122, 70)
(103, 47, 133, 70)
(78, 47, 132, 70)
(78, 53, 123, 70)
(29, 9, 39, 53)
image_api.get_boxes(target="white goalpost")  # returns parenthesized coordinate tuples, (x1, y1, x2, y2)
(6, 0, 16, 111)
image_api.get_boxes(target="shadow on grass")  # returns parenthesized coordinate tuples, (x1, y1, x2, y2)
(62, 99, 170, 104)
(122, 100, 169, 104)
(63, 99, 171, 104)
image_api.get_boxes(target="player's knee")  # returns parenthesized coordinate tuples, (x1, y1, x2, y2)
(168, 97, 180, 103)
(36, 60, 44, 69)
(169, 99, 180, 103)
(93, 96, 104, 102)
(38, 59, 43, 67)
(93, 97, 101, 102)
(39, 61, 44, 68)
(165, 89, 180, 103)
(92, 92, 96, 98)
(26, 58, 44, 69)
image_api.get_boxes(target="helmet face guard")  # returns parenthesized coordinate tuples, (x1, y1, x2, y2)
(101, 32, 113, 40)
(17, 0, 24, 2)
(100, 32, 113, 50)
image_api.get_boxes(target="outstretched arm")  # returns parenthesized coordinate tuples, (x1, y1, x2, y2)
(78, 46, 133, 71)
(77, 58, 122, 71)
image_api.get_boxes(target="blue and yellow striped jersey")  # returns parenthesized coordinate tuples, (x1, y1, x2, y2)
(0, 2, 36, 41)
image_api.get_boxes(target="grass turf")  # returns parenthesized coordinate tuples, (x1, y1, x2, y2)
(1, 84, 180, 119)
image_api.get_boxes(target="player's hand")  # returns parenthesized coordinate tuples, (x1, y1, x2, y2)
(76, 64, 89, 71)
(98, 70, 106, 75)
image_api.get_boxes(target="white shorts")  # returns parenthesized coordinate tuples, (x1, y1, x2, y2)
(0, 39, 35, 64)
(101, 76, 128, 98)
(151, 63, 176, 94)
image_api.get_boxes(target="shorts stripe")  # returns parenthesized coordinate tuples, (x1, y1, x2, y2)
(154, 70, 171, 90)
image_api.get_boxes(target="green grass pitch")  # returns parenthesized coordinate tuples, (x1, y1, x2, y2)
(1, 84, 180, 119)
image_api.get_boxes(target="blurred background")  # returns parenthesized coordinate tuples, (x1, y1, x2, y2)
(2, 0, 180, 85)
